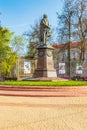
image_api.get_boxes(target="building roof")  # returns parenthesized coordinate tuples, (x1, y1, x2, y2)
(52, 42, 80, 49)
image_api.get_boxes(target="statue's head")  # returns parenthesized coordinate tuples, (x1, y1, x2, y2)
(43, 14, 47, 18)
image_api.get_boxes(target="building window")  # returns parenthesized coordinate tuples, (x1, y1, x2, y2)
(62, 51, 67, 61)
(72, 52, 78, 59)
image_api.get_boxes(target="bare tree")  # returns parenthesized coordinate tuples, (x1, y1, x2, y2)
(56, 0, 76, 78)
(56, 0, 76, 43)
(24, 21, 40, 47)
(73, 0, 87, 60)
(10, 35, 26, 56)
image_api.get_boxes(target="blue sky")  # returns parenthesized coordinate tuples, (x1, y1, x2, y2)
(0, 0, 64, 35)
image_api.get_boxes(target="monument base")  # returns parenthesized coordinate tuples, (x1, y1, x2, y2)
(34, 69, 57, 78)
(33, 45, 57, 78)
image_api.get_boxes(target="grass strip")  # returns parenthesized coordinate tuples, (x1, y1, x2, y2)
(0, 80, 87, 87)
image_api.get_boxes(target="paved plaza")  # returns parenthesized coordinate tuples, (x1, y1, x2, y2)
(0, 87, 87, 130)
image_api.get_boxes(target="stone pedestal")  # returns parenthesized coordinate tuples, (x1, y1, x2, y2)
(34, 45, 57, 78)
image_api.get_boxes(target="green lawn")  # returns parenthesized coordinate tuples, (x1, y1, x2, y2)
(0, 80, 87, 87)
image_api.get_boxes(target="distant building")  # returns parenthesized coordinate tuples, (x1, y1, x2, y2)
(52, 41, 87, 77)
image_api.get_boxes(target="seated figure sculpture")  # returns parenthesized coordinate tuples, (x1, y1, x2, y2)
(40, 14, 51, 45)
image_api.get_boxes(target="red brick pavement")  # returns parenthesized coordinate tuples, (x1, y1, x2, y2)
(0, 86, 87, 97)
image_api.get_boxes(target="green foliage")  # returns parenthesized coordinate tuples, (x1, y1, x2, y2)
(1, 52, 17, 76)
(0, 28, 13, 59)
(0, 27, 13, 45)
(0, 27, 17, 77)
(0, 80, 87, 86)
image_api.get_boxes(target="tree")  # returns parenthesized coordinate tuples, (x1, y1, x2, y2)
(0, 27, 13, 64)
(10, 35, 26, 56)
(0, 27, 17, 77)
(73, 0, 87, 60)
(24, 21, 40, 45)
(27, 38, 37, 59)
(56, 0, 87, 78)
(24, 20, 40, 60)
(56, 0, 75, 43)
(0, 50, 17, 77)
(56, 0, 76, 78)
